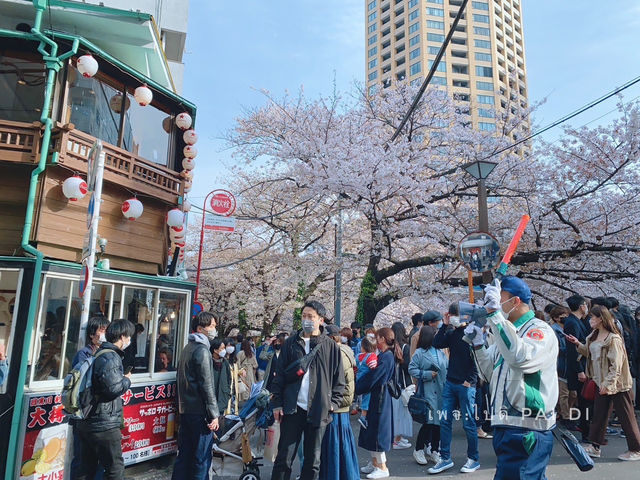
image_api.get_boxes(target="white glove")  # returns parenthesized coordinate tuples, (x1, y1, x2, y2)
(483, 279, 502, 311)
(464, 324, 485, 347)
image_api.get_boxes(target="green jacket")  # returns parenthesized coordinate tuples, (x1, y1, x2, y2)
(335, 344, 356, 413)
(213, 357, 232, 410)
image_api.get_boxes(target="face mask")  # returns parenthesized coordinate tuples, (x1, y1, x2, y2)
(302, 320, 315, 334)
(340, 336, 348, 344)
(366, 333, 375, 340)
(122, 338, 131, 350)
(449, 316, 461, 328)
(226, 346, 235, 354)
(501, 298, 517, 318)
(99, 333, 107, 343)
(273, 343, 281, 351)
(218, 348, 227, 358)
(205, 327, 217, 340)
(436, 321, 443, 329)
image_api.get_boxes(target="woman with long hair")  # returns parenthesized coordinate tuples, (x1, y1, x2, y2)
(236, 338, 258, 401)
(356, 327, 401, 479)
(566, 305, 640, 460)
(408, 326, 448, 465)
(390, 321, 413, 449)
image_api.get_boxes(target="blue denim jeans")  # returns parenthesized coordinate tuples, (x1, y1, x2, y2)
(492, 426, 554, 480)
(439, 380, 478, 461)
(171, 414, 214, 480)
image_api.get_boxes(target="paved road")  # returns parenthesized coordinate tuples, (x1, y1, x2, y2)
(126, 414, 640, 480)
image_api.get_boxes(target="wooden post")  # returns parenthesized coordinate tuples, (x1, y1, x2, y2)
(468, 269, 475, 303)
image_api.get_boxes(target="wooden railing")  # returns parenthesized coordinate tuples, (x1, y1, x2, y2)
(53, 124, 183, 204)
(0, 119, 42, 163)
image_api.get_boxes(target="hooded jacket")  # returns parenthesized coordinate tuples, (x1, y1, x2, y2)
(270, 330, 345, 427)
(77, 342, 131, 432)
(577, 331, 632, 395)
(335, 344, 356, 413)
(176, 333, 219, 421)
(473, 310, 559, 431)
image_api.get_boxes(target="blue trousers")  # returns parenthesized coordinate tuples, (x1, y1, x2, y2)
(171, 414, 214, 480)
(439, 381, 478, 461)
(492, 426, 554, 480)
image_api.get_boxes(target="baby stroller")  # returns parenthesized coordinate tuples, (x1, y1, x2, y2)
(212, 382, 273, 480)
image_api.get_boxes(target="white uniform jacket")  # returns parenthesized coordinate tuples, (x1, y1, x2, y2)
(473, 310, 559, 431)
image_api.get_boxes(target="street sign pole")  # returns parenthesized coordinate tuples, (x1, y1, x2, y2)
(195, 190, 213, 301)
(80, 140, 104, 340)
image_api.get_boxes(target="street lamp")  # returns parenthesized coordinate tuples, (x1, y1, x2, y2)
(462, 160, 497, 282)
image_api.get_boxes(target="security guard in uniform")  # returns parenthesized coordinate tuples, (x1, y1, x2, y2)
(466, 276, 558, 480)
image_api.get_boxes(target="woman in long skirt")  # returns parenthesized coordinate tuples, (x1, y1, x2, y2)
(320, 326, 359, 480)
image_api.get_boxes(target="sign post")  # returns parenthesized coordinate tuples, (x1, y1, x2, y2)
(80, 140, 105, 339)
(195, 189, 237, 300)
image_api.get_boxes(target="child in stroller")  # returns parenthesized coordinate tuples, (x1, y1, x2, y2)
(212, 383, 273, 480)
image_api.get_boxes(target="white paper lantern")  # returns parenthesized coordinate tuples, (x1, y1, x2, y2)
(180, 170, 194, 181)
(175, 112, 192, 130)
(175, 241, 186, 249)
(183, 130, 198, 145)
(182, 199, 191, 212)
(121, 197, 143, 221)
(171, 232, 186, 244)
(109, 93, 130, 114)
(170, 224, 185, 234)
(167, 208, 184, 227)
(182, 158, 195, 171)
(183, 145, 197, 159)
(77, 54, 98, 78)
(134, 84, 153, 106)
(62, 176, 88, 201)
(183, 180, 193, 193)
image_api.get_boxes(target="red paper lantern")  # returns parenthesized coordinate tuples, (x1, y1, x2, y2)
(62, 176, 88, 201)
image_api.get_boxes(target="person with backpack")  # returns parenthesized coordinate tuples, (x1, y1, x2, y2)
(74, 318, 134, 480)
(270, 300, 345, 480)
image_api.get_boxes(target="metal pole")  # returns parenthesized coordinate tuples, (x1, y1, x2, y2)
(334, 211, 343, 327)
(195, 191, 213, 300)
(478, 178, 492, 284)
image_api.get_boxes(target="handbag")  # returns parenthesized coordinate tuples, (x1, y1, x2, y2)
(407, 373, 432, 424)
(386, 364, 402, 399)
(553, 424, 594, 472)
(581, 379, 597, 402)
(400, 384, 416, 407)
(283, 342, 323, 383)
(263, 420, 281, 463)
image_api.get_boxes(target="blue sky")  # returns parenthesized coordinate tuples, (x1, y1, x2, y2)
(182, 0, 640, 205)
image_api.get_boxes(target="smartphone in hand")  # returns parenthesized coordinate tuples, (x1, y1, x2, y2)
(124, 365, 134, 375)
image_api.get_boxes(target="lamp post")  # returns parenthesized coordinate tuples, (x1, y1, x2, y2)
(462, 160, 497, 283)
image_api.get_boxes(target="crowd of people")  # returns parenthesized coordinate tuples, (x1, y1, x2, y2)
(66, 277, 640, 480)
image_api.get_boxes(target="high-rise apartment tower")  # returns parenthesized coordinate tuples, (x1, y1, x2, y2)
(365, 0, 528, 134)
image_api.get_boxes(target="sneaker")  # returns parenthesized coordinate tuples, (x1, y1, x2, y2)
(358, 416, 368, 429)
(393, 440, 411, 450)
(618, 450, 640, 461)
(429, 450, 442, 464)
(428, 458, 454, 474)
(460, 458, 481, 473)
(606, 427, 619, 436)
(366, 467, 390, 479)
(584, 445, 601, 458)
(477, 428, 493, 439)
(361, 462, 375, 474)
(413, 449, 428, 465)
(398, 438, 412, 448)
(425, 445, 432, 456)
(620, 431, 627, 439)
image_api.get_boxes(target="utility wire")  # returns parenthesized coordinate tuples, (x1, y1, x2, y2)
(388, 0, 469, 144)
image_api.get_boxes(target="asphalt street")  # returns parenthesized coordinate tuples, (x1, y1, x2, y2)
(125, 413, 640, 480)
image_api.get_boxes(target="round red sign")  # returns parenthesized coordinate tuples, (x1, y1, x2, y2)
(209, 190, 236, 217)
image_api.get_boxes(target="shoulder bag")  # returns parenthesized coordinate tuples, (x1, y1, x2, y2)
(407, 372, 433, 424)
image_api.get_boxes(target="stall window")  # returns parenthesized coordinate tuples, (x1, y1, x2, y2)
(66, 65, 123, 147)
(155, 291, 187, 373)
(33, 278, 73, 381)
(0, 269, 22, 393)
(0, 51, 46, 123)
(122, 287, 156, 373)
(121, 92, 171, 166)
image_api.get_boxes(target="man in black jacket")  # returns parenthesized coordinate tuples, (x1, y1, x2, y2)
(76, 318, 134, 480)
(172, 311, 220, 480)
(271, 301, 345, 480)
(564, 294, 589, 436)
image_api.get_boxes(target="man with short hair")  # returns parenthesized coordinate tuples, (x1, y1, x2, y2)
(172, 311, 220, 480)
(408, 313, 424, 341)
(76, 319, 134, 480)
(271, 300, 345, 480)
(565, 294, 590, 439)
(468, 277, 558, 480)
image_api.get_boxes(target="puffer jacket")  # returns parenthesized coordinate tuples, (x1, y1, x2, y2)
(177, 333, 219, 421)
(335, 344, 356, 413)
(77, 342, 130, 433)
(577, 331, 632, 394)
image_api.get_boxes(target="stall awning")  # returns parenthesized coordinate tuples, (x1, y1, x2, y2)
(0, 0, 176, 91)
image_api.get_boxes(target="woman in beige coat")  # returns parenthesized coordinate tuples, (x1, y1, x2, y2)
(566, 305, 640, 461)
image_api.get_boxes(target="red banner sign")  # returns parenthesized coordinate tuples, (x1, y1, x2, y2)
(209, 189, 236, 217)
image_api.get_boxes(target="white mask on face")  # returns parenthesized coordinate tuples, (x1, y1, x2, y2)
(340, 336, 348, 344)
(226, 346, 235, 354)
(449, 316, 461, 328)
(121, 338, 131, 350)
(218, 348, 227, 358)
(501, 298, 517, 318)
(99, 333, 107, 344)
